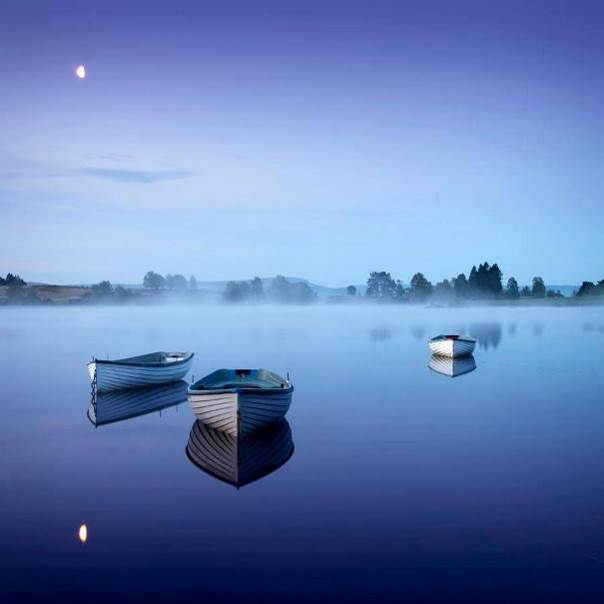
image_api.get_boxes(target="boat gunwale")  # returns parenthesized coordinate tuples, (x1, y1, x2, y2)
(188, 384, 294, 395)
(429, 334, 476, 343)
(89, 351, 194, 368)
(188, 368, 292, 395)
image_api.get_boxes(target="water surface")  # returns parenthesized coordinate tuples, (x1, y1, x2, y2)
(1, 305, 603, 603)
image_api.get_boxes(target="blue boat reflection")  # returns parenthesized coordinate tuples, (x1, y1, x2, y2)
(428, 354, 476, 378)
(186, 419, 294, 488)
(87, 380, 188, 427)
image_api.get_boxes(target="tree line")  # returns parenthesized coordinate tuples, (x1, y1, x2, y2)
(360, 262, 566, 301)
(0, 272, 38, 304)
(223, 275, 315, 304)
(143, 271, 198, 291)
(576, 280, 604, 297)
(0, 273, 26, 287)
(2, 268, 604, 305)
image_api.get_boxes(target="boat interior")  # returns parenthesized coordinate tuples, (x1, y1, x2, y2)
(430, 334, 475, 342)
(191, 368, 289, 391)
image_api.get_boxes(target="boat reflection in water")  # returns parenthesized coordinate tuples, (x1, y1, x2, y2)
(87, 380, 188, 427)
(428, 354, 476, 378)
(186, 419, 294, 488)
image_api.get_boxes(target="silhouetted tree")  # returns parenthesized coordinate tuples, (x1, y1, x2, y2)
(173, 274, 188, 290)
(114, 286, 131, 302)
(288, 281, 315, 303)
(395, 280, 405, 300)
(506, 277, 519, 299)
(468, 265, 478, 295)
(520, 285, 531, 297)
(366, 272, 397, 300)
(91, 281, 113, 298)
(546, 289, 563, 298)
(467, 262, 502, 297)
(143, 271, 165, 290)
(5, 273, 26, 287)
(268, 275, 290, 301)
(532, 277, 546, 298)
(575, 280, 604, 297)
(453, 273, 467, 298)
(409, 273, 432, 299)
(249, 276, 264, 299)
(576, 281, 595, 296)
(434, 279, 452, 297)
(489, 263, 503, 296)
(346, 285, 357, 296)
(164, 274, 187, 291)
(224, 281, 247, 301)
(267, 275, 314, 303)
(223, 276, 266, 302)
(189, 275, 198, 291)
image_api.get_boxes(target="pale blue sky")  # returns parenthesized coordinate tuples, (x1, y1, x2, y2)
(1, 1, 603, 285)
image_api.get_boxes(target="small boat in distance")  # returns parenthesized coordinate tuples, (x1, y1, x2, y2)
(429, 334, 476, 358)
(429, 355, 476, 378)
(88, 351, 194, 392)
(186, 419, 294, 488)
(188, 368, 293, 437)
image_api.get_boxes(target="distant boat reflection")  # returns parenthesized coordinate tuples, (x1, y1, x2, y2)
(186, 419, 294, 488)
(87, 380, 188, 427)
(428, 355, 476, 378)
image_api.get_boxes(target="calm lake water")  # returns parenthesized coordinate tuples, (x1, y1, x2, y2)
(1, 305, 604, 603)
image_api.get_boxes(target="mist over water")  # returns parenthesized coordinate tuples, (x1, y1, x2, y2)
(1, 304, 604, 602)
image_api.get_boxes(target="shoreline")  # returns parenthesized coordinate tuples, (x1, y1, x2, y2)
(1, 284, 603, 307)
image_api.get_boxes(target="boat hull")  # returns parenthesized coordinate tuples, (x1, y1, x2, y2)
(89, 357, 193, 392)
(188, 387, 293, 437)
(429, 338, 475, 358)
(186, 419, 294, 487)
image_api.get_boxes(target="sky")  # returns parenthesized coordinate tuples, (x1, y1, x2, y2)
(1, 0, 603, 286)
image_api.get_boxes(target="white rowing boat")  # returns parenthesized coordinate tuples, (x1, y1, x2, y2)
(188, 368, 293, 437)
(186, 419, 294, 488)
(428, 355, 476, 378)
(87, 351, 194, 392)
(429, 334, 476, 358)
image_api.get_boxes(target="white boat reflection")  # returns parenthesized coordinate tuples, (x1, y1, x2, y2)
(428, 354, 476, 378)
(87, 380, 188, 427)
(186, 419, 294, 488)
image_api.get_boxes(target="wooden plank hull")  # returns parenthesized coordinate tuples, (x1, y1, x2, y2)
(186, 419, 294, 487)
(88, 356, 193, 392)
(188, 388, 293, 437)
(87, 380, 188, 426)
(429, 338, 475, 358)
(428, 354, 476, 378)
